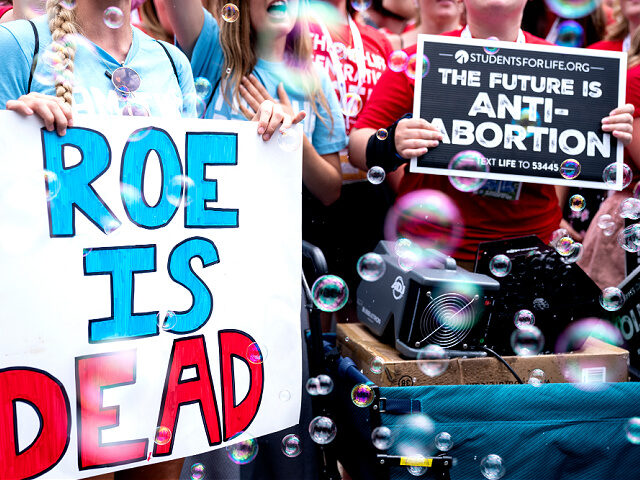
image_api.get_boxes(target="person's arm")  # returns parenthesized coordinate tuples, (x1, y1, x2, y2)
(626, 117, 640, 169)
(302, 139, 342, 206)
(162, 0, 205, 57)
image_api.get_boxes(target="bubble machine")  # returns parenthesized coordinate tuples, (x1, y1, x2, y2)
(356, 241, 500, 359)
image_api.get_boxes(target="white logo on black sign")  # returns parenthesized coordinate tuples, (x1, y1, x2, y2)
(391, 276, 405, 300)
(455, 50, 470, 64)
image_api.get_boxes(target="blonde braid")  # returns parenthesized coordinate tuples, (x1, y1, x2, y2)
(46, 0, 78, 106)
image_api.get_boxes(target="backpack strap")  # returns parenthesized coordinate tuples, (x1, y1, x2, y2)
(155, 40, 179, 85)
(27, 20, 39, 93)
(206, 77, 221, 112)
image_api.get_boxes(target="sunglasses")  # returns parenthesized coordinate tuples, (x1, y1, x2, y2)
(105, 66, 149, 117)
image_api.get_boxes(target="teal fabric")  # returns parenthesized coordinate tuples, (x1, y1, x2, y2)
(380, 382, 640, 480)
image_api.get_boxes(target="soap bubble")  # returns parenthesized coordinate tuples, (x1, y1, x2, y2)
(44, 170, 61, 202)
(222, 3, 240, 22)
(556, 318, 623, 354)
(371, 426, 394, 450)
(480, 454, 506, 480)
(154, 426, 172, 445)
(528, 368, 546, 387)
(167, 175, 196, 207)
(104, 6, 124, 28)
(407, 456, 429, 477)
(357, 252, 386, 282)
(311, 275, 349, 312)
(603, 163, 633, 188)
(279, 390, 291, 402)
(561, 242, 583, 264)
(545, 0, 600, 19)
(342, 92, 363, 117)
(569, 194, 586, 212)
(512, 107, 541, 137)
(387, 50, 409, 72)
(625, 418, 640, 444)
(194, 77, 213, 99)
(555, 20, 584, 48)
(447, 150, 489, 193)
(489, 254, 511, 277)
(417, 344, 449, 377)
(60, 0, 76, 9)
(434, 432, 453, 452)
(308, 416, 337, 444)
(278, 129, 302, 152)
(183, 92, 207, 118)
(617, 224, 640, 252)
(511, 325, 544, 356)
(396, 413, 436, 458)
(405, 54, 430, 79)
(555, 236, 575, 256)
(620, 198, 640, 220)
(282, 434, 302, 457)
(305, 377, 320, 396)
(331, 42, 347, 60)
(226, 438, 258, 464)
(157, 311, 177, 331)
(351, 383, 375, 407)
(514, 309, 535, 328)
(370, 356, 384, 374)
(350, 0, 371, 11)
(247, 342, 267, 364)
(190, 463, 205, 480)
(484, 36, 500, 55)
(376, 129, 389, 141)
(560, 159, 581, 179)
(597, 213, 616, 234)
(600, 287, 625, 312)
(316, 374, 334, 395)
(385, 190, 464, 265)
(367, 166, 386, 185)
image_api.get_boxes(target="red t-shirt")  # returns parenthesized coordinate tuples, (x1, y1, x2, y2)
(588, 39, 624, 51)
(311, 19, 392, 181)
(0, 6, 12, 18)
(354, 28, 563, 262)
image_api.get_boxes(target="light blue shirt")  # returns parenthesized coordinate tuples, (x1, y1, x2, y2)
(189, 9, 347, 155)
(0, 16, 196, 118)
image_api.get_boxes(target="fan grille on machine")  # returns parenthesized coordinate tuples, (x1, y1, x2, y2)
(417, 292, 479, 349)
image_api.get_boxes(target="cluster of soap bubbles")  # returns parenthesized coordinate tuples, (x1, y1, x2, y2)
(387, 50, 430, 80)
(190, 463, 205, 480)
(226, 437, 259, 465)
(597, 214, 617, 236)
(545, 0, 600, 19)
(447, 150, 489, 193)
(309, 416, 337, 444)
(351, 383, 375, 407)
(357, 252, 386, 281)
(620, 198, 640, 220)
(385, 190, 464, 268)
(305, 374, 334, 396)
(281, 434, 302, 457)
(311, 275, 349, 312)
(554, 235, 583, 264)
(528, 368, 546, 387)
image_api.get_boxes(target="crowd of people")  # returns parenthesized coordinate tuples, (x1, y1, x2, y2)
(0, 0, 638, 478)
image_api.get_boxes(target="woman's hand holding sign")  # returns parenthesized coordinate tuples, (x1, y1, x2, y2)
(395, 117, 444, 159)
(601, 104, 635, 146)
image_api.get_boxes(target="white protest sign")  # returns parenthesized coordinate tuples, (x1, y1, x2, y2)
(0, 112, 302, 479)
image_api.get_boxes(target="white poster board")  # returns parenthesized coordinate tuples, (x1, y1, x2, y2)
(0, 112, 302, 479)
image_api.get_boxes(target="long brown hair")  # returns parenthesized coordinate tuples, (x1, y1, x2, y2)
(46, 0, 78, 106)
(606, 0, 629, 41)
(212, 0, 331, 127)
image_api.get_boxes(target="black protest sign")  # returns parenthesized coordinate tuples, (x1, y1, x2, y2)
(411, 34, 626, 190)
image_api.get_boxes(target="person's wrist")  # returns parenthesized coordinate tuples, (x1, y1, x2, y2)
(365, 113, 412, 173)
